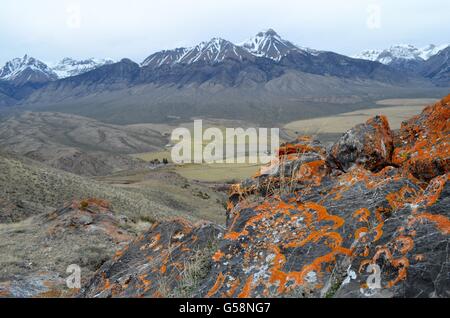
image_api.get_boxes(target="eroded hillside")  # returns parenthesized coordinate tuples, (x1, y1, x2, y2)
(0, 112, 167, 176)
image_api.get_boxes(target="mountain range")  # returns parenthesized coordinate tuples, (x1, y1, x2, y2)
(0, 29, 448, 125)
(2, 30, 447, 86)
(0, 55, 115, 85)
(354, 44, 448, 64)
(354, 44, 449, 85)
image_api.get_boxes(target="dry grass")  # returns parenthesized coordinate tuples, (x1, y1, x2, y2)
(170, 246, 215, 298)
(0, 152, 225, 224)
(157, 241, 217, 298)
(173, 163, 262, 183)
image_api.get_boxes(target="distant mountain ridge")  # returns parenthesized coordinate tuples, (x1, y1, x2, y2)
(354, 44, 449, 85)
(354, 44, 448, 64)
(0, 55, 115, 85)
(49, 57, 115, 79)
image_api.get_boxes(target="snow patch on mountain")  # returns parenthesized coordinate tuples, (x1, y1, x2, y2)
(0, 55, 58, 83)
(418, 44, 449, 60)
(141, 48, 189, 67)
(49, 58, 115, 78)
(239, 28, 309, 60)
(142, 38, 253, 67)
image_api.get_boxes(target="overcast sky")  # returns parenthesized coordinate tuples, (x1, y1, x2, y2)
(0, 0, 449, 65)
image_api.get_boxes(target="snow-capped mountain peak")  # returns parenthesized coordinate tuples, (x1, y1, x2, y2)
(0, 55, 58, 85)
(141, 48, 189, 68)
(353, 49, 382, 62)
(49, 57, 115, 78)
(239, 29, 303, 61)
(180, 37, 253, 64)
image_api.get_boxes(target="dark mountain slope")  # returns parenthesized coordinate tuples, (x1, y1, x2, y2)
(280, 51, 408, 83)
(420, 46, 450, 86)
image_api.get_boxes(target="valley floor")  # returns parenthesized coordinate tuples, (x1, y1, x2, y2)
(284, 98, 439, 139)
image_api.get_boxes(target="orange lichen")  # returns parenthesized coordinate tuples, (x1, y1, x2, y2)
(372, 209, 385, 242)
(387, 257, 410, 288)
(422, 174, 448, 207)
(353, 208, 371, 223)
(223, 278, 241, 298)
(139, 274, 152, 290)
(386, 186, 419, 210)
(303, 202, 345, 228)
(368, 247, 410, 288)
(114, 247, 127, 259)
(295, 160, 329, 185)
(104, 278, 111, 290)
(395, 236, 415, 255)
(410, 213, 450, 235)
(238, 275, 254, 298)
(212, 250, 225, 262)
(76, 198, 110, 211)
(355, 227, 369, 240)
(207, 273, 225, 298)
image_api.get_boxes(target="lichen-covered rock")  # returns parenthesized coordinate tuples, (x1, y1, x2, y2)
(328, 115, 394, 172)
(80, 220, 223, 298)
(0, 273, 65, 298)
(201, 167, 425, 298)
(81, 95, 450, 298)
(392, 96, 450, 182)
(335, 174, 449, 298)
(42, 198, 134, 244)
(227, 137, 329, 226)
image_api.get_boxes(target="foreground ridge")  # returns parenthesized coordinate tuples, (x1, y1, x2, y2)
(82, 95, 450, 298)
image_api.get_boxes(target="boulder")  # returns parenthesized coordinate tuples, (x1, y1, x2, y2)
(80, 220, 223, 298)
(328, 115, 394, 172)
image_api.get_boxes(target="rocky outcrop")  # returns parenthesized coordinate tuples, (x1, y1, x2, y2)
(82, 95, 450, 298)
(0, 199, 135, 298)
(81, 220, 222, 298)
